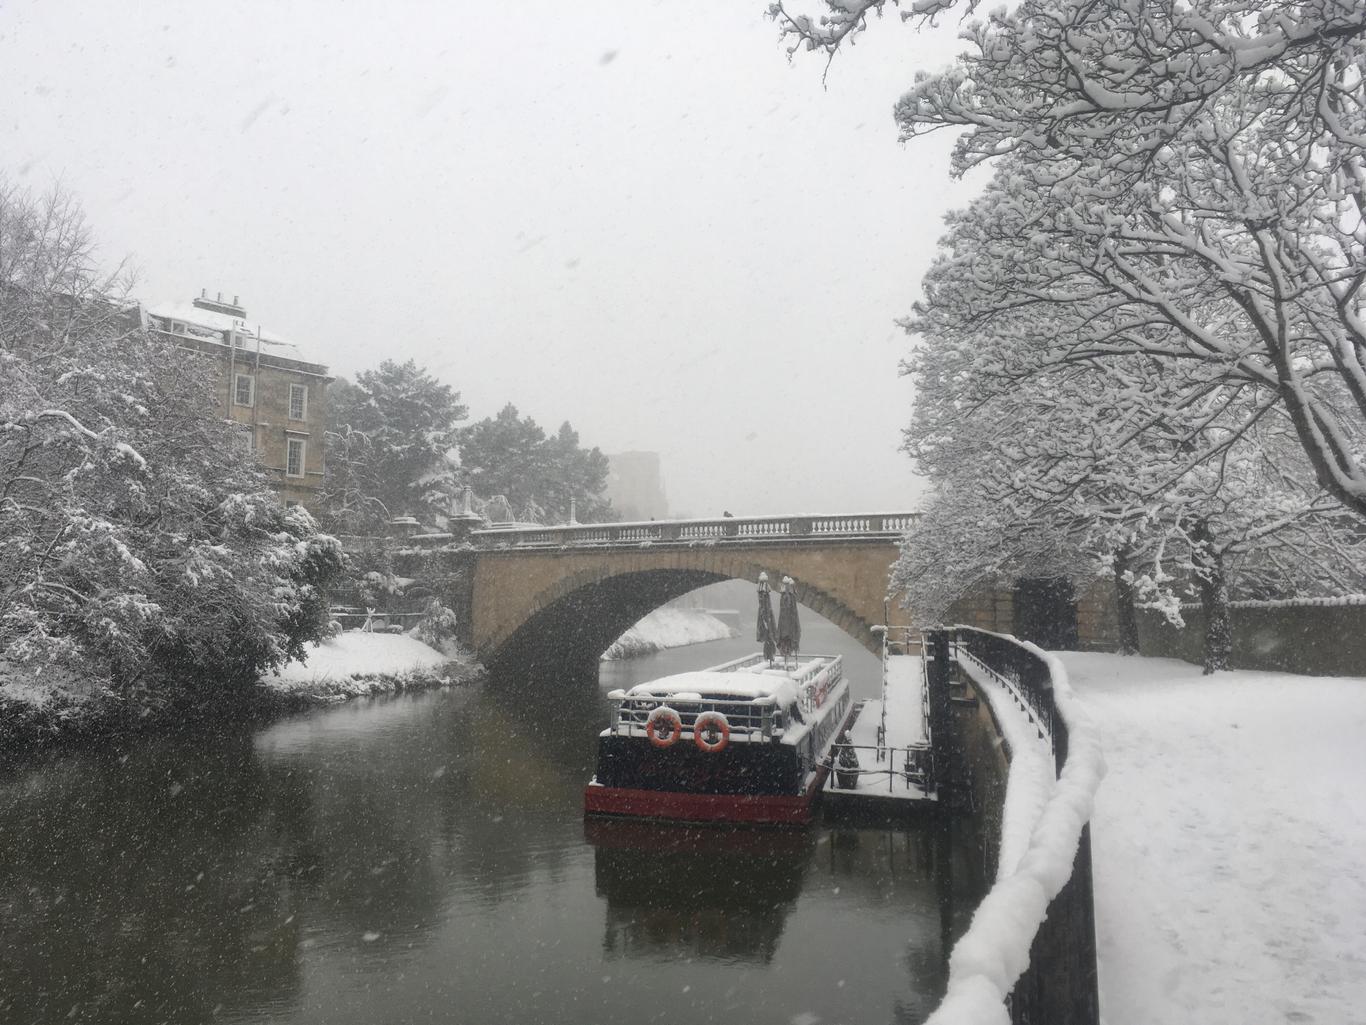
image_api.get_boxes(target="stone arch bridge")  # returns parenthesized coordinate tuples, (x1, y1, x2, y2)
(456, 514, 917, 679)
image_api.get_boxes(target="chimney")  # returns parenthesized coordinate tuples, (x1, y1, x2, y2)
(192, 290, 248, 318)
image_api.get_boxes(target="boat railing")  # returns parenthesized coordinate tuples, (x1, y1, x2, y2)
(824, 742, 933, 794)
(607, 693, 789, 740)
(606, 655, 845, 741)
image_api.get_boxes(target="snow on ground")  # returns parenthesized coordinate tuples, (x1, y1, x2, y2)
(600, 607, 738, 660)
(266, 632, 452, 695)
(1060, 653, 1366, 1025)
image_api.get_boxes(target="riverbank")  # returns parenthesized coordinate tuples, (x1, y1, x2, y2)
(1060, 652, 1366, 1025)
(263, 632, 481, 701)
(601, 607, 738, 660)
(0, 632, 482, 757)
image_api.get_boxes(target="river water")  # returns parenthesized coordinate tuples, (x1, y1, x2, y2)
(0, 615, 985, 1025)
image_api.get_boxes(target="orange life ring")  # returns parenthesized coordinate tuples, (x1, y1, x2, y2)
(693, 711, 730, 753)
(646, 706, 682, 748)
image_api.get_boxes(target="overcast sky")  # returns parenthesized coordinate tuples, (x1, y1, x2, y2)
(1, 1, 981, 518)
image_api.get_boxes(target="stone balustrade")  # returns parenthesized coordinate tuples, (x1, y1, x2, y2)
(469, 512, 918, 549)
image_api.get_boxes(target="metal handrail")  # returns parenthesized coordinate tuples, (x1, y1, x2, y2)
(825, 742, 932, 793)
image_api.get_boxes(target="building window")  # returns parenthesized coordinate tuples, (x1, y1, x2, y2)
(239, 426, 255, 453)
(170, 319, 187, 334)
(288, 384, 308, 421)
(234, 373, 255, 407)
(286, 438, 306, 478)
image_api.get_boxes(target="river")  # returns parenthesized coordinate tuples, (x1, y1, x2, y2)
(0, 614, 986, 1025)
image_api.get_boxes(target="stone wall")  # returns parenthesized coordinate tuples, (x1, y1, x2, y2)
(945, 577, 1119, 652)
(1138, 603, 1366, 676)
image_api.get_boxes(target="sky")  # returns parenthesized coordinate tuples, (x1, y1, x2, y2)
(0, 1, 982, 518)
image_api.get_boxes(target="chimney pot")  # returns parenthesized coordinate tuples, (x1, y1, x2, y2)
(201, 288, 206, 298)
(217, 291, 222, 302)
(233, 295, 240, 305)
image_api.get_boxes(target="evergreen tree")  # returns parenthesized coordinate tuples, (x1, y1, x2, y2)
(321, 360, 467, 530)
(459, 404, 614, 524)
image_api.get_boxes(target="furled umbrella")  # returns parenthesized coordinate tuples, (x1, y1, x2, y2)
(756, 572, 777, 663)
(777, 576, 801, 664)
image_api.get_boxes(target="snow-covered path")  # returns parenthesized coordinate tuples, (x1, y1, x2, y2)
(1059, 653, 1366, 1025)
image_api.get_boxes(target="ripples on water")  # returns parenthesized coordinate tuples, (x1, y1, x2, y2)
(0, 619, 986, 1025)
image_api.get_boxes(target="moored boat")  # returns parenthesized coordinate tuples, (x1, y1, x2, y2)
(584, 652, 854, 826)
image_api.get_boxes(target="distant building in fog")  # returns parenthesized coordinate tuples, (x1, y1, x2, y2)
(605, 451, 668, 522)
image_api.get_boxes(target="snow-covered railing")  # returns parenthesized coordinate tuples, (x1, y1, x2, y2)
(471, 512, 917, 548)
(1177, 593, 1366, 610)
(927, 627, 1104, 1025)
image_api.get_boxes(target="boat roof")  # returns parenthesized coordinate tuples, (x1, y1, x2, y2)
(623, 656, 835, 703)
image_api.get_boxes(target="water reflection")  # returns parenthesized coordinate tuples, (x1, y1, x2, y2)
(587, 818, 813, 965)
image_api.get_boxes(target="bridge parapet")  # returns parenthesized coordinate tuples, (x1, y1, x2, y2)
(470, 512, 918, 549)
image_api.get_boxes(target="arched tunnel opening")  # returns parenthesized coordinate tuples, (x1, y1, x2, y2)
(485, 570, 884, 688)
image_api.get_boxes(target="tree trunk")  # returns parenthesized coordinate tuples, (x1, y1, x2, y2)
(1190, 521, 1231, 674)
(1113, 546, 1140, 656)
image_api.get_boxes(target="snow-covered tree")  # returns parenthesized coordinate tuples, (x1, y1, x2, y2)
(777, 0, 1366, 517)
(321, 360, 467, 531)
(1, 182, 344, 705)
(459, 404, 614, 525)
(901, 187, 1366, 671)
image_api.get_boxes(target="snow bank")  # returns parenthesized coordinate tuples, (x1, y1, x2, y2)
(265, 632, 464, 698)
(600, 607, 738, 660)
(928, 643, 1106, 1025)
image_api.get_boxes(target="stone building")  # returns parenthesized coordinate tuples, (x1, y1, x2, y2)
(141, 292, 329, 510)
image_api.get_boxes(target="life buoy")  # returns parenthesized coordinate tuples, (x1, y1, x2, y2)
(646, 706, 682, 748)
(693, 711, 730, 753)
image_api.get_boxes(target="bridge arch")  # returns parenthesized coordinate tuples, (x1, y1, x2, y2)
(470, 541, 902, 679)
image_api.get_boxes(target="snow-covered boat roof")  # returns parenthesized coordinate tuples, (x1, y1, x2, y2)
(623, 657, 836, 705)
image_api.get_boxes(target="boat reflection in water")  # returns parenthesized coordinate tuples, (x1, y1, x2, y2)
(586, 817, 815, 965)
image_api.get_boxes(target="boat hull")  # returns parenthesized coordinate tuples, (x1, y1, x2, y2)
(585, 687, 855, 826)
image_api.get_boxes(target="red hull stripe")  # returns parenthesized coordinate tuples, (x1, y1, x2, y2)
(584, 784, 816, 825)
(584, 765, 831, 827)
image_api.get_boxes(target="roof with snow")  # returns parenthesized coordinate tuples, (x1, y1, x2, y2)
(623, 664, 835, 706)
(143, 300, 319, 367)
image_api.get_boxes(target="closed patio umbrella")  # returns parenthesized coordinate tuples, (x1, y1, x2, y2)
(777, 576, 801, 663)
(756, 573, 777, 663)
